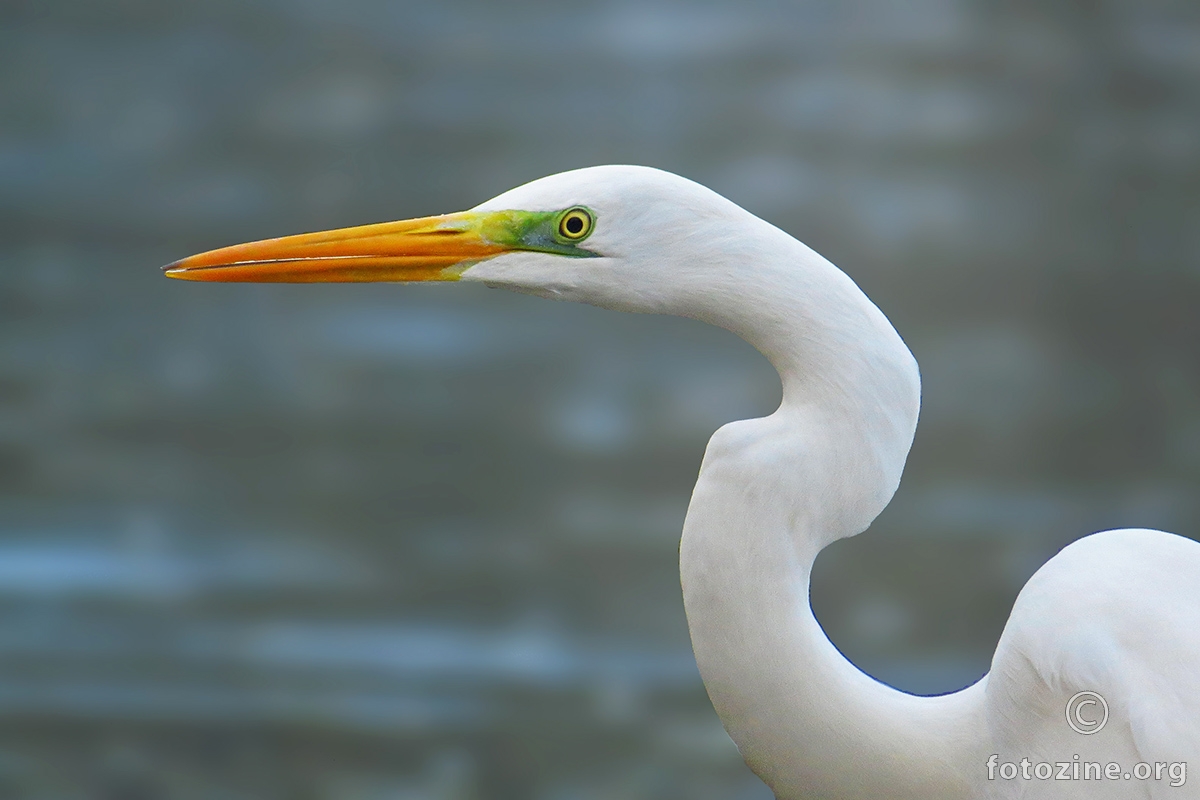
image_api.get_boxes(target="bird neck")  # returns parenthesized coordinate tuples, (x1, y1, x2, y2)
(686, 232, 922, 545)
(678, 239, 984, 798)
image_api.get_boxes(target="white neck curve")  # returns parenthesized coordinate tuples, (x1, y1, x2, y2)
(677, 235, 986, 799)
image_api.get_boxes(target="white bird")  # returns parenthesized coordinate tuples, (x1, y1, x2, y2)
(166, 165, 1200, 799)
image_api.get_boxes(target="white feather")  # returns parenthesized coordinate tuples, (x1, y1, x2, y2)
(462, 166, 1200, 799)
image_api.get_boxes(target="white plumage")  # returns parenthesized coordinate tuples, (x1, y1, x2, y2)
(464, 166, 1199, 799)
(170, 165, 1200, 799)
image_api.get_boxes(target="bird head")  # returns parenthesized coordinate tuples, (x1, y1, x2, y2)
(164, 165, 779, 319)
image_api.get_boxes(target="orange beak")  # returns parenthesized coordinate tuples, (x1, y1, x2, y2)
(162, 211, 508, 283)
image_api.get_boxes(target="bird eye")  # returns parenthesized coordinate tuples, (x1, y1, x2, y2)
(556, 207, 594, 241)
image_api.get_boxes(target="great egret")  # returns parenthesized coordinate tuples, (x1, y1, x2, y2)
(166, 165, 1199, 799)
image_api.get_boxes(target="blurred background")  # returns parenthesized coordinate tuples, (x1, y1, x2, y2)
(2, 0, 1199, 797)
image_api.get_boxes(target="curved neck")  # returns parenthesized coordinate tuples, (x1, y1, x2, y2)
(678, 239, 985, 799)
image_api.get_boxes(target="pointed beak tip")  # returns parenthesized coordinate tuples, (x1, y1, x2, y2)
(161, 261, 192, 280)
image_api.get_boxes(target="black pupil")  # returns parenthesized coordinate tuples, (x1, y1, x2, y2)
(564, 214, 584, 235)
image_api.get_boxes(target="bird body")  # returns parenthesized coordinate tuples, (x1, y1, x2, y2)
(167, 165, 1200, 799)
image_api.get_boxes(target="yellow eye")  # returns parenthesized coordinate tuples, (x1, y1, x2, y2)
(557, 207, 594, 241)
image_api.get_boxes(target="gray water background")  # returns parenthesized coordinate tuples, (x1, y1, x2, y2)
(2, 0, 1199, 797)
